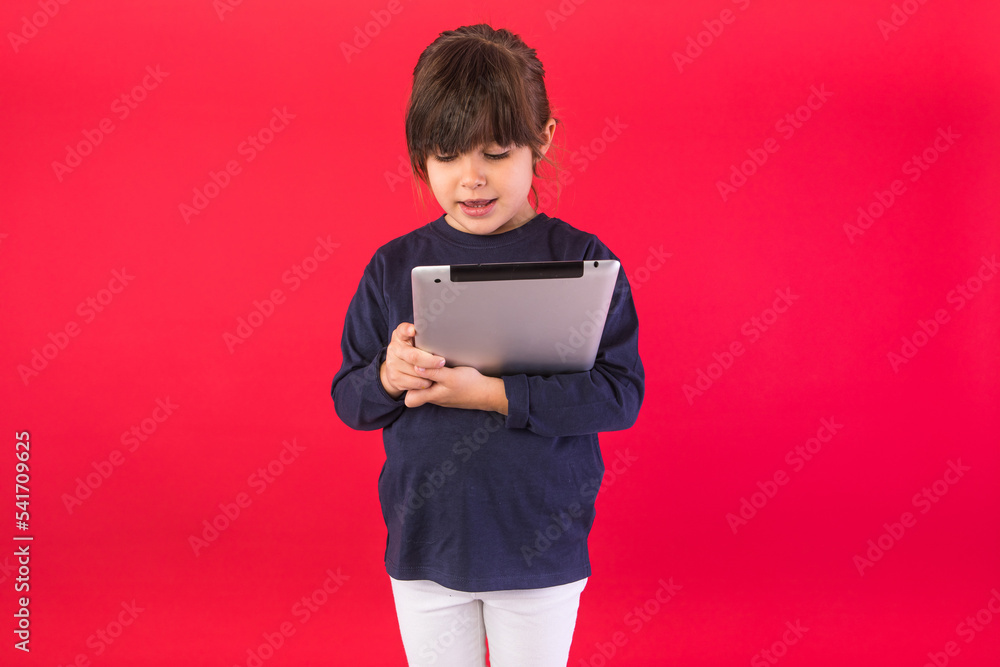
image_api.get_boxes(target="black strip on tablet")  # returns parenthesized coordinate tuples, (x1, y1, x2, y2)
(450, 261, 585, 282)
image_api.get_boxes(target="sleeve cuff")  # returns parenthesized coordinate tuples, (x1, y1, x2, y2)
(502, 374, 529, 429)
(371, 347, 406, 406)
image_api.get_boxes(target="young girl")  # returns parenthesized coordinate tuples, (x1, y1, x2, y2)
(331, 24, 644, 667)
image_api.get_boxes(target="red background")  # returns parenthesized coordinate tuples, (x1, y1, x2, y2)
(2, 1, 999, 665)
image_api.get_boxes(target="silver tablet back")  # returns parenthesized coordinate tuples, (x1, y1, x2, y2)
(412, 260, 620, 376)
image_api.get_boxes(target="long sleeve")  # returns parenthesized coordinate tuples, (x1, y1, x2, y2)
(329, 213, 646, 592)
(331, 260, 406, 431)
(502, 267, 644, 437)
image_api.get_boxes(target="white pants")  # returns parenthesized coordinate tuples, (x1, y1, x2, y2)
(389, 576, 588, 667)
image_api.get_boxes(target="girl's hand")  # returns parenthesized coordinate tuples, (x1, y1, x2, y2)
(405, 365, 509, 415)
(380, 322, 446, 399)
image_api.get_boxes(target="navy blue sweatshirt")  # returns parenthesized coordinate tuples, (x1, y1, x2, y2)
(331, 213, 644, 592)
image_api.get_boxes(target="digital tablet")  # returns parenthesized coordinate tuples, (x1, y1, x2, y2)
(411, 259, 620, 376)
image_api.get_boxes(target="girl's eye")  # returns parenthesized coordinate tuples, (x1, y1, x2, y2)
(432, 150, 510, 163)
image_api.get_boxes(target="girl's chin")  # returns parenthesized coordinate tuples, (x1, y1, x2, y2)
(446, 213, 506, 235)
(444, 203, 533, 235)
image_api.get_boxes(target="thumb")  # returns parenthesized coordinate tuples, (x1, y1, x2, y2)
(405, 387, 428, 408)
(395, 322, 417, 345)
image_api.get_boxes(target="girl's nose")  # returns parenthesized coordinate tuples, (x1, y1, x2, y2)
(459, 156, 486, 189)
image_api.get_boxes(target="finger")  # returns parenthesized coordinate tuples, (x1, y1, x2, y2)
(400, 341, 445, 370)
(407, 379, 447, 408)
(405, 387, 430, 408)
(386, 347, 432, 377)
(413, 365, 448, 382)
(411, 351, 446, 371)
(386, 364, 435, 391)
(386, 327, 414, 363)
(386, 329, 416, 364)
(391, 323, 444, 369)
(393, 322, 417, 344)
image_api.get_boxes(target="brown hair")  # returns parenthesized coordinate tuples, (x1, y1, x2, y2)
(405, 24, 557, 202)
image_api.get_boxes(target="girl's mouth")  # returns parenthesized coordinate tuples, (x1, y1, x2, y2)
(459, 199, 497, 217)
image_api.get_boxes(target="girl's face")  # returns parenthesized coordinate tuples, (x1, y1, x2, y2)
(425, 120, 555, 236)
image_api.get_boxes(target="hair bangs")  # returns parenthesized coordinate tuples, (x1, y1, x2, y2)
(430, 91, 534, 155)
(407, 32, 542, 180)
(405, 24, 557, 214)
